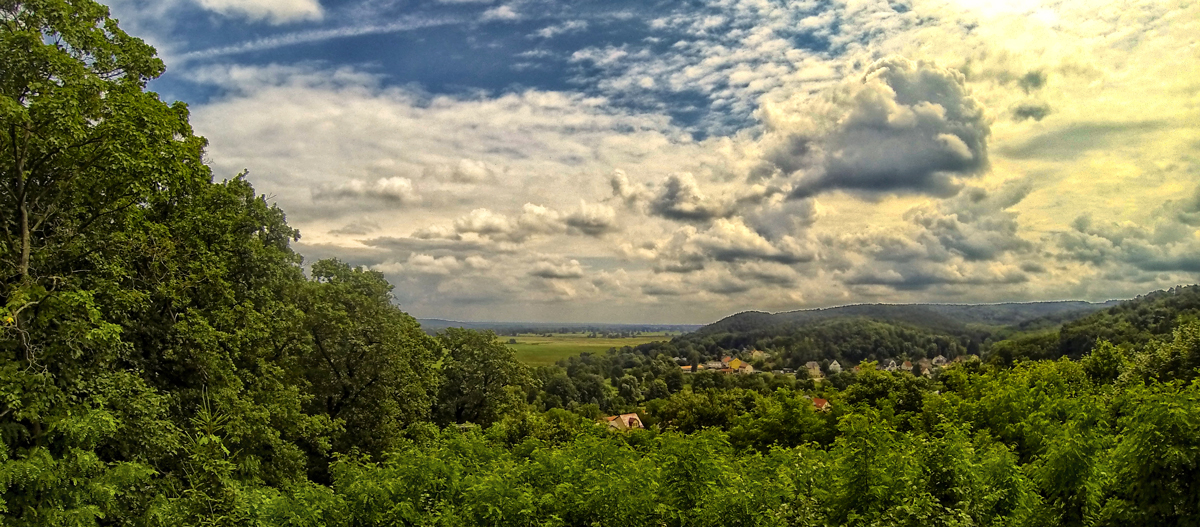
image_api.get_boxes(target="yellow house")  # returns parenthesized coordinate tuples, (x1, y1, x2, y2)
(727, 358, 745, 370)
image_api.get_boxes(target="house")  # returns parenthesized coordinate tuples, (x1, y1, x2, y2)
(884, 359, 898, 371)
(680, 365, 695, 373)
(721, 356, 733, 365)
(704, 361, 724, 370)
(805, 361, 823, 378)
(828, 360, 842, 374)
(749, 349, 768, 360)
(727, 358, 745, 370)
(812, 398, 832, 411)
(932, 355, 947, 367)
(603, 413, 644, 431)
(917, 359, 934, 377)
(902, 360, 913, 371)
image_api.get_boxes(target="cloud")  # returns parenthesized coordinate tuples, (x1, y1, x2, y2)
(423, 159, 496, 183)
(193, 0, 322, 24)
(1012, 102, 1051, 121)
(482, 4, 519, 21)
(565, 201, 619, 236)
(756, 57, 990, 199)
(532, 20, 588, 39)
(610, 169, 653, 207)
(312, 177, 421, 204)
(413, 202, 616, 244)
(329, 219, 381, 236)
(179, 16, 457, 61)
(904, 181, 1035, 262)
(1056, 186, 1200, 274)
(531, 259, 585, 279)
(651, 172, 731, 222)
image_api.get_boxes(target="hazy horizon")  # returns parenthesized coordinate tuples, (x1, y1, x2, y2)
(103, 0, 1200, 324)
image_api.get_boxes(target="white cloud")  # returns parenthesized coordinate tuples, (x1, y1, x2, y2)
(482, 4, 519, 21)
(312, 177, 421, 204)
(194, 0, 323, 24)
(531, 259, 585, 279)
(532, 20, 588, 38)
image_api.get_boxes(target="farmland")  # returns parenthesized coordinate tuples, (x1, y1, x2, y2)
(506, 334, 674, 366)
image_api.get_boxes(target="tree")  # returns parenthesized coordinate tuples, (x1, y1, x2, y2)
(434, 328, 532, 426)
(298, 259, 440, 459)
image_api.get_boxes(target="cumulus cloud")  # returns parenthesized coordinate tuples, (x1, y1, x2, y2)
(904, 182, 1035, 262)
(756, 57, 990, 199)
(412, 202, 617, 243)
(1057, 186, 1200, 274)
(651, 173, 731, 222)
(531, 259, 585, 279)
(565, 201, 619, 236)
(312, 177, 420, 204)
(194, 0, 322, 24)
(610, 169, 653, 207)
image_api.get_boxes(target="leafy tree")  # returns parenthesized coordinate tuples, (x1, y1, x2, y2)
(434, 328, 532, 426)
(298, 259, 440, 460)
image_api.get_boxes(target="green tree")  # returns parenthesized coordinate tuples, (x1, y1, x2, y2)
(434, 328, 532, 426)
(298, 259, 440, 460)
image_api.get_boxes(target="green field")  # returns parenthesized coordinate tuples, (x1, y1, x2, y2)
(506, 334, 671, 366)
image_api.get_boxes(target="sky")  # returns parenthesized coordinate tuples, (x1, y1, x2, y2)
(102, 0, 1200, 324)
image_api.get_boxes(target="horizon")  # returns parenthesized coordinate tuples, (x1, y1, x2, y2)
(102, 0, 1200, 324)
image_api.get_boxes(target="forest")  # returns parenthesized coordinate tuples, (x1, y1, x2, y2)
(2, 2, 1199, 526)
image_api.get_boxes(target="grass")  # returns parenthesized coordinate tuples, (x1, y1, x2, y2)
(506, 334, 671, 367)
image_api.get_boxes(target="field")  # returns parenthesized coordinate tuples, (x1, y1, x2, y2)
(506, 334, 673, 366)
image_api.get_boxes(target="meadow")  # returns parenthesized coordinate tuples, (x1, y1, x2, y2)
(506, 333, 673, 366)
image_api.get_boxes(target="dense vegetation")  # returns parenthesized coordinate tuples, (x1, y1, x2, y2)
(2, 3, 1199, 526)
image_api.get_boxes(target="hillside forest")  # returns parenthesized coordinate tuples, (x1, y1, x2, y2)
(2, 2, 1200, 526)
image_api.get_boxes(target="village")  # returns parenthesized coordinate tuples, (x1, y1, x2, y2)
(600, 352, 981, 431)
(675, 352, 980, 379)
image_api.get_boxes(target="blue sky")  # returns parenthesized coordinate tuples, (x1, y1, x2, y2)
(103, 0, 1200, 323)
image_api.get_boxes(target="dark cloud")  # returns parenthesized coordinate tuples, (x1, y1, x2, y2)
(757, 57, 989, 199)
(1056, 186, 1200, 274)
(1018, 70, 1047, 93)
(651, 172, 731, 222)
(843, 263, 1028, 291)
(1012, 102, 1051, 122)
(905, 182, 1035, 262)
(565, 202, 619, 236)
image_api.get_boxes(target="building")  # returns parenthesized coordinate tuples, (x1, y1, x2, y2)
(812, 398, 832, 411)
(805, 361, 823, 378)
(884, 359, 898, 371)
(828, 360, 842, 374)
(932, 355, 947, 367)
(603, 413, 644, 431)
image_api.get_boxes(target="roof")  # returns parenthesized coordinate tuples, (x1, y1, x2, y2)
(812, 398, 831, 410)
(601, 413, 644, 430)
